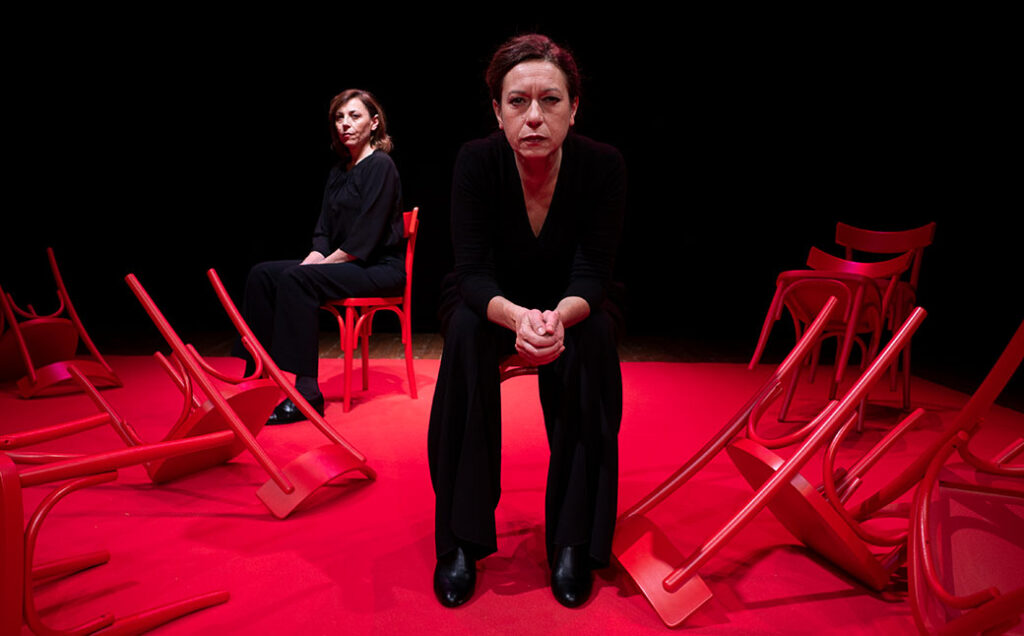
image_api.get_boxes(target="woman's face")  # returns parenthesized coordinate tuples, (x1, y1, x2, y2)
(493, 60, 578, 162)
(335, 98, 378, 154)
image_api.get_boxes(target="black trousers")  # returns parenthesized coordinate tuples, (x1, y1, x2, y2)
(428, 300, 622, 568)
(236, 258, 404, 378)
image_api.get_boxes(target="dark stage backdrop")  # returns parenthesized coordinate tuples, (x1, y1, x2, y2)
(4, 12, 1020, 402)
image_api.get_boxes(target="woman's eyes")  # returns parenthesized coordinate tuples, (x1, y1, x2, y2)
(508, 96, 561, 107)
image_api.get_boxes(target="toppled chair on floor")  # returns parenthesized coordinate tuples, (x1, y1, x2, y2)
(1, 367, 230, 635)
(729, 319, 1023, 601)
(3, 273, 376, 520)
(907, 320, 1023, 635)
(614, 298, 926, 626)
(0, 247, 120, 397)
(206, 268, 377, 517)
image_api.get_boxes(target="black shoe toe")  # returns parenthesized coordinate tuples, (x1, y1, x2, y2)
(433, 546, 475, 608)
(551, 545, 592, 608)
(266, 396, 324, 426)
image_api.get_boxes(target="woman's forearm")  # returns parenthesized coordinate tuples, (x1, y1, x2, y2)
(554, 296, 590, 328)
(486, 296, 527, 331)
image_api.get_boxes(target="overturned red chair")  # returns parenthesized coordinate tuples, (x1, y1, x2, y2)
(0, 247, 120, 397)
(614, 298, 924, 626)
(614, 302, 925, 627)
(321, 207, 419, 412)
(749, 246, 913, 425)
(907, 321, 1024, 635)
(206, 268, 378, 517)
(1, 368, 230, 635)
(3, 273, 377, 520)
(728, 319, 1023, 610)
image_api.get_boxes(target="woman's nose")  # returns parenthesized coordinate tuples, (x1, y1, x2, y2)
(526, 100, 543, 126)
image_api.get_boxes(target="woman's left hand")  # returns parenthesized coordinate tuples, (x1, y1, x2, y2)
(515, 309, 565, 365)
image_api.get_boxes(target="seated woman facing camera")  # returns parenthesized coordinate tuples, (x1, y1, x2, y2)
(236, 89, 405, 424)
(429, 34, 626, 608)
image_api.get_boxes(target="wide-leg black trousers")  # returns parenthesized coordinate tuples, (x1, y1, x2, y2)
(236, 258, 404, 377)
(428, 300, 622, 568)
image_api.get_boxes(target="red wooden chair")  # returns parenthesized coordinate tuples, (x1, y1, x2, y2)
(907, 321, 1024, 635)
(749, 247, 913, 425)
(729, 319, 1023, 601)
(322, 208, 419, 411)
(614, 299, 925, 626)
(0, 247, 120, 397)
(835, 221, 936, 406)
(3, 273, 377, 520)
(206, 268, 377, 518)
(835, 221, 935, 328)
(1, 368, 230, 635)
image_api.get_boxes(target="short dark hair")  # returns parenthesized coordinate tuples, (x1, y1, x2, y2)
(485, 34, 581, 103)
(328, 89, 393, 157)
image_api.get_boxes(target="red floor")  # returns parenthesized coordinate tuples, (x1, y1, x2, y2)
(3, 356, 1022, 634)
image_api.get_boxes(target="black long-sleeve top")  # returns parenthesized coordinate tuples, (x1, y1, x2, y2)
(451, 131, 626, 317)
(312, 151, 404, 263)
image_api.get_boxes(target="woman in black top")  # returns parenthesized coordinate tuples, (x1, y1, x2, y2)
(238, 89, 404, 424)
(430, 34, 626, 609)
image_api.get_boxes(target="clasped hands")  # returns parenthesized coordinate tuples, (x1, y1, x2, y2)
(514, 308, 565, 366)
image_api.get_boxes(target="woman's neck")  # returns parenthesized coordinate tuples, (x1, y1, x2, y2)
(515, 147, 563, 195)
(347, 144, 375, 169)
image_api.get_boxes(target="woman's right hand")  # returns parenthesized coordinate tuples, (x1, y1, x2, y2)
(514, 308, 565, 366)
(300, 251, 326, 265)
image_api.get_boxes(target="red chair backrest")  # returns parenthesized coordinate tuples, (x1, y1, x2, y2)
(835, 222, 935, 287)
(807, 247, 912, 280)
(402, 208, 419, 306)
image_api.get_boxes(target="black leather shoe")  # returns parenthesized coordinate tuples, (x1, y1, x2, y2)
(551, 545, 592, 608)
(433, 546, 475, 608)
(266, 396, 325, 426)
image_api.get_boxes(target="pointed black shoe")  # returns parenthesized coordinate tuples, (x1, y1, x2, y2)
(551, 545, 592, 608)
(266, 396, 325, 426)
(433, 546, 475, 608)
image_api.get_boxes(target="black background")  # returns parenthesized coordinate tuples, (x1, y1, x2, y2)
(4, 10, 1020, 403)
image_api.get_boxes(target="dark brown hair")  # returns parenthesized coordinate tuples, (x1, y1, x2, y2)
(328, 89, 393, 157)
(485, 34, 581, 103)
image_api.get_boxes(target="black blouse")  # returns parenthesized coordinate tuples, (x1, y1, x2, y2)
(451, 131, 626, 317)
(312, 151, 404, 264)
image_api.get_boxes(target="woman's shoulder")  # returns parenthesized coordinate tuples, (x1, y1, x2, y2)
(359, 150, 399, 172)
(342, 150, 400, 184)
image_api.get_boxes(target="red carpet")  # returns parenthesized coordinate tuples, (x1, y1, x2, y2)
(3, 356, 1022, 634)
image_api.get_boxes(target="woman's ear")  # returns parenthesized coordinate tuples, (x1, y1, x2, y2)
(492, 100, 504, 130)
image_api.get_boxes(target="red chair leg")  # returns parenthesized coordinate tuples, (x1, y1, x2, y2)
(402, 309, 417, 399)
(361, 311, 370, 391)
(343, 305, 357, 412)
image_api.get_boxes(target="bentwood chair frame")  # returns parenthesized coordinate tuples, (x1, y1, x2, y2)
(2, 368, 230, 636)
(729, 319, 1023, 601)
(835, 221, 936, 405)
(322, 208, 419, 412)
(0, 247, 120, 397)
(749, 247, 913, 425)
(908, 320, 1024, 635)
